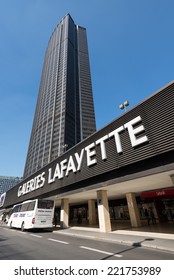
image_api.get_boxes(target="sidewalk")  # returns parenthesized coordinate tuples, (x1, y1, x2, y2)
(53, 224, 174, 254)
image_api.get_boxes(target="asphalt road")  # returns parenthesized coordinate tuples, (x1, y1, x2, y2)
(0, 227, 174, 260)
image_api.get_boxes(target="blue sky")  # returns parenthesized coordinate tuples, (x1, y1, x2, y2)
(0, 0, 174, 177)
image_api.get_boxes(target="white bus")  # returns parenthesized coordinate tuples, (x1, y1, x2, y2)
(8, 199, 54, 231)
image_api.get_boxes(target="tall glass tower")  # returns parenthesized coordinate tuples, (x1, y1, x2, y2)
(23, 14, 96, 179)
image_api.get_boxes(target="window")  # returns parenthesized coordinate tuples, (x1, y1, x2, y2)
(28, 201, 36, 211)
(12, 204, 22, 213)
(38, 200, 54, 209)
(21, 202, 30, 212)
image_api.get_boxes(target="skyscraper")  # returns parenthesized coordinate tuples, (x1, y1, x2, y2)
(23, 14, 96, 179)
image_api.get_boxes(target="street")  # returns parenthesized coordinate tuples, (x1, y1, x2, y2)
(0, 227, 174, 260)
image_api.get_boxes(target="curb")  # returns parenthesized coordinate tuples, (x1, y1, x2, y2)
(53, 230, 174, 254)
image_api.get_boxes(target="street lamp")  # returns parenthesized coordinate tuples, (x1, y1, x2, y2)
(119, 100, 129, 112)
(63, 144, 68, 152)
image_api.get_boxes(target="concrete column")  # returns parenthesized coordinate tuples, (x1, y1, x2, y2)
(88, 199, 97, 225)
(97, 190, 111, 232)
(60, 198, 69, 229)
(126, 193, 141, 227)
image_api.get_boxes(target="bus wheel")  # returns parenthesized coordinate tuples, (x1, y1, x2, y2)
(21, 222, 25, 231)
(10, 222, 13, 229)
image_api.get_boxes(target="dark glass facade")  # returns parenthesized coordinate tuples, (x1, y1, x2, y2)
(0, 176, 22, 195)
(23, 14, 96, 179)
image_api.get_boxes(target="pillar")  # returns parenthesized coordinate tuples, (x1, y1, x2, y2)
(60, 198, 69, 229)
(126, 192, 141, 227)
(97, 190, 111, 232)
(88, 199, 97, 225)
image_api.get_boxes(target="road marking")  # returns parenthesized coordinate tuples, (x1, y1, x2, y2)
(48, 238, 69, 244)
(80, 246, 123, 257)
(114, 254, 123, 257)
(30, 234, 43, 238)
(4, 228, 27, 234)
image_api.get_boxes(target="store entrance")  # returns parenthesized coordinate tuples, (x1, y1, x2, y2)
(140, 199, 174, 224)
(155, 199, 174, 222)
(69, 204, 89, 226)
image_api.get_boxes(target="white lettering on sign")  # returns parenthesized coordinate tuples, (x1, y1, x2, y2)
(95, 135, 108, 160)
(156, 191, 165, 196)
(124, 116, 148, 147)
(17, 116, 148, 196)
(108, 126, 124, 153)
(85, 143, 97, 167)
(18, 172, 45, 197)
(75, 149, 85, 171)
(65, 155, 77, 176)
(48, 151, 85, 184)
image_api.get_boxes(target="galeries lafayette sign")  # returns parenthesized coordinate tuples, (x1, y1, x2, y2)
(18, 116, 148, 197)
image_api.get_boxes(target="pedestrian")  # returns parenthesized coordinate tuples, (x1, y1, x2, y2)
(149, 208, 156, 224)
(144, 208, 150, 225)
(54, 212, 59, 227)
(77, 212, 82, 224)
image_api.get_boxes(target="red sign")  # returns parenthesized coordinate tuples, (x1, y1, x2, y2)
(141, 189, 174, 199)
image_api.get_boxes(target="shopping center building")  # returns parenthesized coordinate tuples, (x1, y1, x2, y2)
(1, 81, 174, 232)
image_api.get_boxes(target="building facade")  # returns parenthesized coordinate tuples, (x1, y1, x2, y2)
(2, 82, 174, 232)
(23, 14, 96, 179)
(0, 176, 22, 195)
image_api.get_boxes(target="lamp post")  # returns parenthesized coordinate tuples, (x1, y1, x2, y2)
(63, 144, 68, 152)
(119, 100, 129, 112)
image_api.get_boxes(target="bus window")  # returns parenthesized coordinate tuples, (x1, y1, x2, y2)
(38, 200, 54, 209)
(28, 201, 36, 211)
(12, 204, 21, 213)
(21, 202, 30, 212)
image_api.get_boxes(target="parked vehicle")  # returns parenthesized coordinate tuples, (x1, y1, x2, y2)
(8, 199, 54, 231)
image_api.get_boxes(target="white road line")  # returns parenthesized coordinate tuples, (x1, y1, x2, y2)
(80, 246, 123, 258)
(4, 228, 27, 234)
(48, 238, 69, 245)
(114, 254, 123, 258)
(29, 234, 43, 238)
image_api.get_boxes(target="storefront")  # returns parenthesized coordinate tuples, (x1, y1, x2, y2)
(141, 188, 174, 223)
(1, 81, 174, 232)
